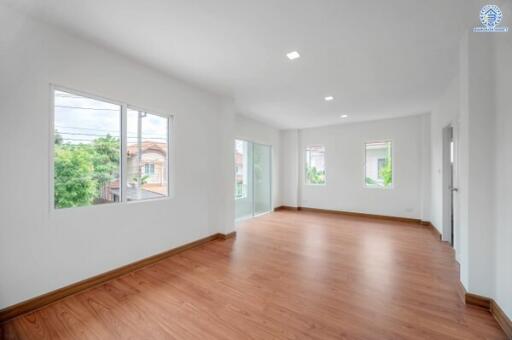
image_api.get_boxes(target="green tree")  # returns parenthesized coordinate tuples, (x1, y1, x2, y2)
(54, 145, 97, 208)
(132, 174, 150, 185)
(54, 135, 120, 208)
(381, 148, 392, 186)
(307, 166, 326, 184)
(91, 135, 120, 193)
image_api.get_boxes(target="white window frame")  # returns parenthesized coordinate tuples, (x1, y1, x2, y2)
(304, 145, 326, 186)
(126, 104, 173, 204)
(49, 84, 174, 211)
(364, 140, 394, 190)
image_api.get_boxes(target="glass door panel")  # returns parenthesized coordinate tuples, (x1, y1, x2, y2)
(235, 140, 253, 220)
(234, 140, 272, 220)
(253, 143, 271, 215)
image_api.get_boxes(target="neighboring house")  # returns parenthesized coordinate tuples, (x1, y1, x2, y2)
(110, 141, 168, 201)
(127, 141, 168, 189)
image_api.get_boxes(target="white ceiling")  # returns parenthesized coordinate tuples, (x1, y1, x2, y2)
(5, 0, 475, 129)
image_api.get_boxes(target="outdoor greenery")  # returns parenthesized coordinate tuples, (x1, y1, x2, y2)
(365, 177, 377, 185)
(380, 156, 393, 186)
(54, 134, 120, 208)
(366, 153, 392, 188)
(133, 174, 150, 186)
(306, 166, 326, 185)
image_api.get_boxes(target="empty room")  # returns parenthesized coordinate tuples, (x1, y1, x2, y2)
(0, 0, 511, 339)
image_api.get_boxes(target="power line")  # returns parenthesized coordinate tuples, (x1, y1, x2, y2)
(55, 126, 168, 137)
(55, 127, 166, 139)
(57, 132, 166, 139)
(58, 138, 167, 143)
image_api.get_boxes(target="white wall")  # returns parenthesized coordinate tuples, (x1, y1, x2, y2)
(494, 32, 512, 319)
(0, 7, 234, 308)
(279, 130, 299, 207)
(288, 115, 429, 220)
(430, 78, 459, 236)
(419, 114, 431, 222)
(212, 100, 236, 235)
(430, 32, 495, 297)
(465, 33, 496, 298)
(430, 23, 511, 319)
(234, 114, 281, 209)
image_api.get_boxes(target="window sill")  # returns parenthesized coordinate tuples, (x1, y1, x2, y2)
(364, 185, 394, 190)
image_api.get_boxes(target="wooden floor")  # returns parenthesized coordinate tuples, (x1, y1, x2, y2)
(1, 210, 506, 339)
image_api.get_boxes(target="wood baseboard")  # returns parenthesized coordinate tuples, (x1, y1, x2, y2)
(300, 206, 422, 224)
(0, 232, 235, 323)
(492, 299, 512, 339)
(466, 293, 512, 338)
(423, 221, 443, 241)
(219, 231, 237, 240)
(274, 206, 299, 211)
(466, 293, 492, 310)
(277, 206, 423, 224)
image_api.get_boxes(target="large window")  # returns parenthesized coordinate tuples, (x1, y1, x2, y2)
(53, 90, 121, 208)
(365, 141, 392, 189)
(52, 88, 171, 209)
(305, 145, 326, 185)
(234, 139, 248, 199)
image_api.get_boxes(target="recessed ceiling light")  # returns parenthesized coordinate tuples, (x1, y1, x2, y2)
(340, 114, 349, 118)
(325, 96, 334, 101)
(286, 51, 300, 60)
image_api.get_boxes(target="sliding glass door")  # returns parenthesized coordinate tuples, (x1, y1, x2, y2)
(235, 140, 271, 221)
(235, 140, 253, 220)
(253, 143, 271, 215)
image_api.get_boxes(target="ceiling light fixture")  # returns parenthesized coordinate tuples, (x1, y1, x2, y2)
(340, 114, 348, 118)
(286, 51, 300, 60)
(325, 96, 334, 101)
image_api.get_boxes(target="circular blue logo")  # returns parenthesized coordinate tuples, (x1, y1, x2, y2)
(480, 5, 503, 29)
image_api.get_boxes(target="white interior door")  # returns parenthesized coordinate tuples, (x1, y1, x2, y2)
(442, 124, 459, 246)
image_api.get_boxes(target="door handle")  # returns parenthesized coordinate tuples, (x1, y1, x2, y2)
(449, 186, 459, 192)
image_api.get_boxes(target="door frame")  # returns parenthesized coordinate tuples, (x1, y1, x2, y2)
(234, 139, 273, 222)
(442, 122, 459, 246)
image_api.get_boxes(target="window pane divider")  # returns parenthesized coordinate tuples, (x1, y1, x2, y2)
(120, 104, 128, 203)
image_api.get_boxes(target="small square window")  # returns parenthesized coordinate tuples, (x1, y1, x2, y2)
(305, 146, 326, 185)
(365, 141, 393, 189)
